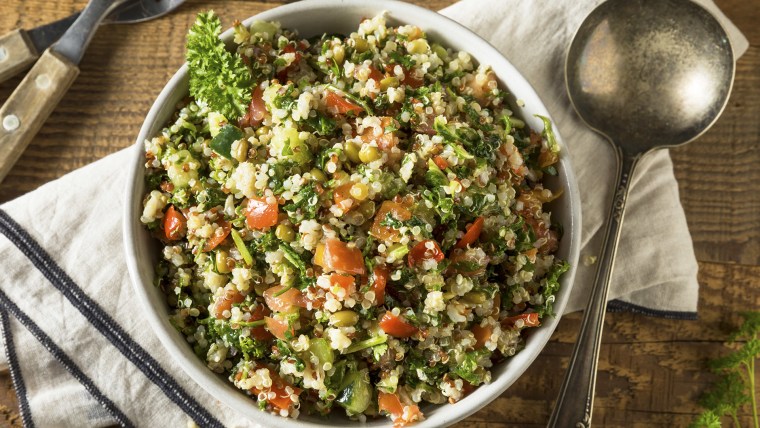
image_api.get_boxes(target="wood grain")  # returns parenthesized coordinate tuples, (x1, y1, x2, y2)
(0, 29, 38, 84)
(671, 0, 760, 265)
(0, 0, 758, 427)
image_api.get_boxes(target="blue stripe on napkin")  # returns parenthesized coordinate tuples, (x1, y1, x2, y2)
(0, 310, 35, 428)
(0, 296, 130, 427)
(607, 299, 697, 319)
(0, 209, 223, 428)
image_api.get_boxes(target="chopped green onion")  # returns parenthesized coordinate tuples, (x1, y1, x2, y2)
(501, 114, 512, 136)
(273, 284, 293, 297)
(345, 334, 388, 354)
(534, 114, 560, 153)
(230, 229, 253, 266)
(237, 319, 266, 327)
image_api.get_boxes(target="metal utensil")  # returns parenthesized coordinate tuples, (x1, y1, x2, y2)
(548, 0, 734, 426)
(0, 0, 185, 183)
(0, 0, 185, 83)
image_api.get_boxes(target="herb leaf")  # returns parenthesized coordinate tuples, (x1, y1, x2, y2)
(187, 11, 252, 119)
(693, 310, 760, 428)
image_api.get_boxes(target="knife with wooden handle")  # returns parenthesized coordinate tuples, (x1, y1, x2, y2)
(0, 0, 184, 85)
(0, 0, 128, 183)
(0, 15, 79, 84)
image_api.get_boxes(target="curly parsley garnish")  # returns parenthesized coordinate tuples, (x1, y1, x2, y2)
(186, 11, 252, 119)
(692, 311, 760, 428)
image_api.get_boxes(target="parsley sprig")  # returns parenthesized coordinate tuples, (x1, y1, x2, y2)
(692, 311, 760, 428)
(186, 11, 252, 119)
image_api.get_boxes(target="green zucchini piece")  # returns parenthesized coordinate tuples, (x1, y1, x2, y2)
(336, 368, 372, 414)
(309, 338, 334, 366)
(211, 124, 244, 159)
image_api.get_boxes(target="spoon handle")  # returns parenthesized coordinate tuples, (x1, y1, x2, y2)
(547, 148, 641, 427)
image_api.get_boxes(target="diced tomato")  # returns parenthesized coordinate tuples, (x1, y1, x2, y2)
(386, 64, 424, 89)
(471, 323, 492, 349)
(379, 312, 418, 338)
(523, 215, 558, 255)
(407, 239, 445, 268)
(276, 43, 303, 82)
(368, 65, 384, 82)
(454, 216, 485, 249)
(370, 200, 412, 242)
(365, 66, 385, 100)
(263, 285, 305, 313)
(325, 90, 363, 116)
(163, 205, 186, 241)
(378, 392, 403, 417)
(239, 84, 267, 128)
(447, 248, 488, 277)
(359, 116, 399, 150)
(517, 191, 543, 215)
(313, 238, 366, 275)
(245, 196, 279, 230)
(242, 368, 302, 412)
(265, 374, 302, 411)
(378, 392, 423, 426)
(301, 285, 325, 309)
(214, 288, 246, 319)
(265, 316, 295, 340)
(203, 220, 231, 252)
(465, 69, 496, 104)
(502, 312, 541, 328)
(402, 68, 424, 89)
(329, 273, 356, 298)
(247, 304, 273, 340)
(333, 182, 357, 213)
(461, 380, 476, 397)
(370, 265, 389, 305)
(432, 155, 448, 170)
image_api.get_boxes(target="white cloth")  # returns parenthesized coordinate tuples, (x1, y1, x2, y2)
(0, 1, 748, 426)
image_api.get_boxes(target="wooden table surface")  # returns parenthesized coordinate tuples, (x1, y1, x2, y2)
(1, 0, 758, 426)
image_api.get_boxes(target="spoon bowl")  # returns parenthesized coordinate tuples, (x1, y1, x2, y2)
(566, 0, 734, 152)
(549, 0, 734, 426)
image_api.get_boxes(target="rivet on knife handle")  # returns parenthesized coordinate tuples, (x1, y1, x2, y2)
(0, 48, 79, 183)
(0, 29, 40, 84)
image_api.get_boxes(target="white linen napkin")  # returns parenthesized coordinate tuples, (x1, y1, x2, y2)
(0, 0, 748, 426)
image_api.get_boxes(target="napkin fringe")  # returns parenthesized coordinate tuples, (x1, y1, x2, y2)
(0, 311, 34, 428)
(0, 210, 223, 428)
(607, 299, 697, 320)
(0, 293, 129, 427)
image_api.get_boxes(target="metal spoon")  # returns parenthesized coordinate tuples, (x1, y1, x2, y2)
(548, 0, 734, 426)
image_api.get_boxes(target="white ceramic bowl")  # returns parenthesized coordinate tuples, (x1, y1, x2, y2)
(124, 1, 581, 426)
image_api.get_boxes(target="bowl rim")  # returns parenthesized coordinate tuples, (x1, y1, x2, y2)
(123, 1, 582, 426)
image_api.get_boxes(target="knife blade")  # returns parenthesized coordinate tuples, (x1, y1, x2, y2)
(25, 13, 81, 54)
(24, 0, 184, 54)
(0, 0, 184, 83)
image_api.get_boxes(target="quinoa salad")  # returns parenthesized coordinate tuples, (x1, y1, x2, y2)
(139, 11, 569, 426)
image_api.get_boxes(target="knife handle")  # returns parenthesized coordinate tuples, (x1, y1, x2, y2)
(0, 29, 40, 84)
(0, 48, 79, 182)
